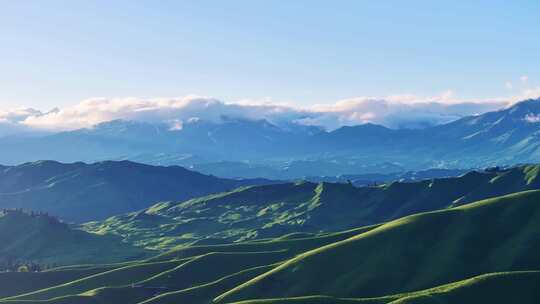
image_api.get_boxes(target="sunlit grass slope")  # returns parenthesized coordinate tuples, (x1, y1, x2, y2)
(229, 271, 540, 304)
(0, 226, 374, 302)
(150, 224, 379, 262)
(86, 165, 540, 251)
(0, 210, 147, 267)
(3, 259, 189, 301)
(4, 271, 539, 304)
(0, 266, 120, 298)
(3, 188, 540, 304)
(215, 190, 540, 302)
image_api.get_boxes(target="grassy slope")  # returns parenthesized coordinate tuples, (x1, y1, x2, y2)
(42, 263, 284, 304)
(140, 263, 279, 304)
(4, 189, 540, 304)
(0, 266, 120, 298)
(140, 251, 290, 290)
(0, 160, 271, 222)
(390, 270, 540, 304)
(0, 211, 147, 266)
(151, 224, 379, 262)
(5, 259, 190, 301)
(229, 271, 540, 304)
(0, 226, 377, 303)
(7, 271, 539, 304)
(215, 190, 540, 302)
(85, 165, 540, 251)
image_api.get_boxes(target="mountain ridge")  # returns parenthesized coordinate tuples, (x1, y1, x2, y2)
(2, 98, 540, 178)
(85, 164, 540, 251)
(0, 160, 274, 222)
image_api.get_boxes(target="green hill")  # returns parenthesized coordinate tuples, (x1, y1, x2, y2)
(0, 160, 272, 222)
(0, 210, 147, 269)
(85, 165, 540, 250)
(0, 226, 377, 302)
(3, 271, 539, 304)
(228, 271, 540, 304)
(0, 265, 124, 299)
(2, 189, 540, 303)
(214, 190, 540, 302)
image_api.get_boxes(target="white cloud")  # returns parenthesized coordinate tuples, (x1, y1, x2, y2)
(18, 96, 307, 131)
(509, 87, 540, 104)
(521, 75, 529, 83)
(505, 81, 513, 90)
(0, 108, 43, 123)
(3, 92, 510, 132)
(300, 93, 508, 129)
(1, 88, 539, 133)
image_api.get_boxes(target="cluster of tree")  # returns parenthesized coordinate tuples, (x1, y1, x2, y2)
(0, 208, 63, 224)
(0, 258, 55, 272)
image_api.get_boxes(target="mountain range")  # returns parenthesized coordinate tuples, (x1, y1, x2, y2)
(2, 98, 540, 179)
(0, 160, 272, 222)
(3, 99, 540, 303)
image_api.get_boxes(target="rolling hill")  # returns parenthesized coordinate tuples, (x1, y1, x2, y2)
(85, 164, 540, 250)
(227, 271, 540, 304)
(0, 226, 377, 302)
(0, 209, 147, 269)
(214, 189, 540, 303)
(0, 160, 272, 222)
(2, 189, 540, 303)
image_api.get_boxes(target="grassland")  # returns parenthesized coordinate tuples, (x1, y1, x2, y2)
(84, 164, 540, 251)
(215, 190, 540, 302)
(229, 271, 540, 304)
(1, 189, 539, 303)
(0, 210, 148, 267)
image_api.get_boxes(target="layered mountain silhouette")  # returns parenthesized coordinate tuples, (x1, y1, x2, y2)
(0, 160, 272, 222)
(2, 98, 540, 178)
(85, 164, 540, 251)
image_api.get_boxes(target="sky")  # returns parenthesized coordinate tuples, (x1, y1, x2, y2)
(0, 1, 539, 131)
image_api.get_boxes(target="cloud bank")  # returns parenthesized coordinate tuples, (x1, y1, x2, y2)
(0, 108, 45, 136)
(1, 88, 539, 134)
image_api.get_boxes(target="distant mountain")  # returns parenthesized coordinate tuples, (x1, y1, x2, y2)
(2, 98, 540, 178)
(304, 167, 469, 185)
(190, 160, 405, 180)
(85, 165, 540, 250)
(421, 98, 540, 162)
(0, 118, 318, 165)
(0, 209, 146, 268)
(0, 160, 273, 222)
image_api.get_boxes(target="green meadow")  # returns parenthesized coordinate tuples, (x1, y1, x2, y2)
(1, 185, 539, 303)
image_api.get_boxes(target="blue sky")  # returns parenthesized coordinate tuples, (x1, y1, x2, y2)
(0, 0, 539, 111)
